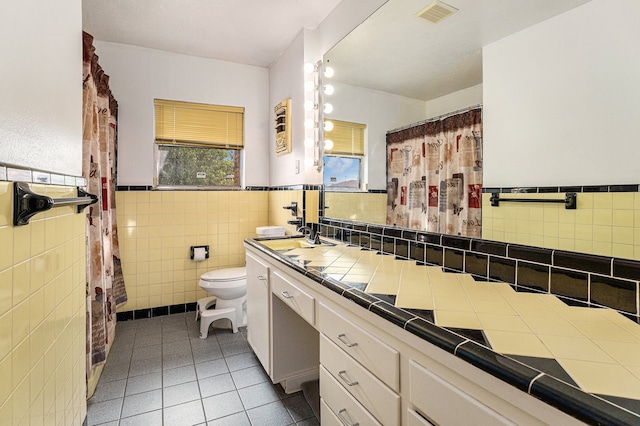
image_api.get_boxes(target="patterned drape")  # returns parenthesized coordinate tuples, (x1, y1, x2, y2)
(82, 32, 127, 379)
(386, 108, 483, 237)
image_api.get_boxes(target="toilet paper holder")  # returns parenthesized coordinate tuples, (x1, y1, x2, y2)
(190, 245, 210, 260)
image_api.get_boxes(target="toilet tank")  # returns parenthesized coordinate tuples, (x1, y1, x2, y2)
(256, 226, 286, 238)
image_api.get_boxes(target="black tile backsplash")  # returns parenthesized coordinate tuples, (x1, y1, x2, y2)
(517, 261, 550, 292)
(590, 275, 638, 314)
(509, 245, 553, 264)
(551, 268, 589, 302)
(554, 251, 612, 275)
(489, 256, 516, 283)
(443, 248, 464, 271)
(320, 218, 640, 321)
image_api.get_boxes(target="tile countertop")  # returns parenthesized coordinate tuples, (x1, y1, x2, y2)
(245, 236, 640, 426)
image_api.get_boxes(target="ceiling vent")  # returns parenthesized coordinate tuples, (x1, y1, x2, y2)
(416, 0, 458, 24)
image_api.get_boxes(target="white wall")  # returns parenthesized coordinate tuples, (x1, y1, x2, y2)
(425, 84, 483, 119)
(0, 0, 81, 175)
(483, 0, 640, 187)
(269, 31, 306, 187)
(92, 41, 270, 187)
(330, 83, 426, 190)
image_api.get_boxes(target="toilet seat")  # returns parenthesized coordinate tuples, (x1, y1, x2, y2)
(200, 267, 246, 282)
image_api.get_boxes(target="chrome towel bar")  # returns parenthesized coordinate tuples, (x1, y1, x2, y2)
(13, 181, 98, 226)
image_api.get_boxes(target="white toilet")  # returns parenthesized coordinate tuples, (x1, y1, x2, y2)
(197, 226, 285, 338)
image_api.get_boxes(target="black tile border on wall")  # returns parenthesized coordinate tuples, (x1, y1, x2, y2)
(482, 184, 640, 194)
(320, 217, 640, 320)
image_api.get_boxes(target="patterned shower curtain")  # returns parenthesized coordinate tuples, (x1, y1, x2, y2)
(82, 32, 127, 380)
(386, 108, 483, 237)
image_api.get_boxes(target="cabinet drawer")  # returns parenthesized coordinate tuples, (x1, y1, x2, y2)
(272, 270, 315, 325)
(407, 408, 435, 426)
(319, 302, 399, 391)
(321, 399, 345, 426)
(409, 359, 515, 426)
(320, 366, 382, 426)
(320, 335, 400, 426)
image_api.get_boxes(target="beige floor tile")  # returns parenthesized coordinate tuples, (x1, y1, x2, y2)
(570, 320, 638, 342)
(538, 335, 616, 363)
(483, 330, 553, 358)
(594, 340, 640, 367)
(557, 358, 640, 399)
(477, 313, 531, 332)
(434, 310, 481, 329)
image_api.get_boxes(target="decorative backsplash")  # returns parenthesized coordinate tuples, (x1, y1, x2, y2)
(320, 218, 640, 323)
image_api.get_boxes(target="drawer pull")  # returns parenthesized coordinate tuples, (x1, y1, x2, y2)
(281, 290, 294, 299)
(338, 370, 359, 386)
(337, 333, 358, 348)
(338, 408, 359, 426)
(257, 275, 267, 281)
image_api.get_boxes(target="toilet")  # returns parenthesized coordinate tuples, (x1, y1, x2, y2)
(197, 226, 285, 338)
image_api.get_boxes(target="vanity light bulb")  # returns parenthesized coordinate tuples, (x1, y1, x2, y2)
(323, 84, 335, 95)
(324, 139, 334, 150)
(304, 119, 315, 129)
(304, 100, 315, 111)
(324, 121, 334, 131)
(304, 81, 314, 91)
(304, 62, 315, 74)
(324, 66, 334, 78)
(304, 137, 314, 148)
(323, 103, 333, 114)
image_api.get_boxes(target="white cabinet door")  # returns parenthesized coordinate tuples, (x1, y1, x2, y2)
(246, 252, 270, 374)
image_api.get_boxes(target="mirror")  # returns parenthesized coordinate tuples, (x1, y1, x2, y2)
(320, 0, 640, 261)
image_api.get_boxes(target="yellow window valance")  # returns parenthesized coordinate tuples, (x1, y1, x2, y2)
(325, 119, 366, 156)
(154, 99, 244, 149)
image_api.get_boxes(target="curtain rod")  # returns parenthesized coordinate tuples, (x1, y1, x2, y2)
(386, 104, 482, 134)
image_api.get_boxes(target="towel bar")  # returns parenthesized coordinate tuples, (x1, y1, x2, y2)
(13, 181, 98, 226)
(489, 192, 577, 209)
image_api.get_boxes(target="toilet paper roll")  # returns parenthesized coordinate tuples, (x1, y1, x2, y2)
(193, 247, 207, 262)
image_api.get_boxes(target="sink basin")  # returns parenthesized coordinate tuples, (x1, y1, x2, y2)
(258, 238, 319, 250)
(256, 237, 335, 251)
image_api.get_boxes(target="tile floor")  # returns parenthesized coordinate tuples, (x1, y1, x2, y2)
(87, 313, 319, 426)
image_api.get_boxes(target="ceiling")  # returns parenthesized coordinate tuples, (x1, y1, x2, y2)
(324, 0, 592, 101)
(82, 0, 342, 67)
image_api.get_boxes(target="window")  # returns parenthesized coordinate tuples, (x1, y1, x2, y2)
(154, 99, 244, 188)
(323, 119, 366, 190)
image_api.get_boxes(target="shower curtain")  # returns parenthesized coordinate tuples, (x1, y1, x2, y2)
(82, 32, 127, 382)
(386, 108, 482, 237)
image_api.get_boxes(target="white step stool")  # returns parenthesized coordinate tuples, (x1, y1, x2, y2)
(199, 307, 238, 338)
(195, 296, 217, 321)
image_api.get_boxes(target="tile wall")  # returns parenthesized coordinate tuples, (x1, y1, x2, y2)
(483, 191, 640, 260)
(0, 182, 87, 425)
(324, 192, 387, 225)
(267, 189, 303, 235)
(116, 190, 271, 313)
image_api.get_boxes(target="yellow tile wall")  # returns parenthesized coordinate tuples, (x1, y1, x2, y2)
(268, 190, 303, 234)
(0, 182, 87, 425)
(482, 192, 640, 260)
(325, 192, 387, 225)
(116, 190, 269, 312)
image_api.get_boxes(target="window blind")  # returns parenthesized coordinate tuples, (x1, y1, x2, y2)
(154, 99, 244, 149)
(325, 119, 365, 156)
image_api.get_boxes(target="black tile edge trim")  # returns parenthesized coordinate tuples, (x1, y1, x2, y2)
(342, 289, 379, 309)
(508, 244, 553, 264)
(554, 251, 612, 276)
(120, 303, 198, 320)
(530, 375, 640, 426)
(481, 185, 640, 194)
(613, 258, 640, 281)
(442, 235, 471, 250)
(116, 311, 134, 321)
(471, 239, 507, 256)
(455, 341, 540, 392)
(404, 318, 466, 353)
(369, 301, 415, 327)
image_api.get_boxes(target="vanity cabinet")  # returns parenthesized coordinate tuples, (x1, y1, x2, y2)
(245, 252, 271, 374)
(244, 242, 586, 426)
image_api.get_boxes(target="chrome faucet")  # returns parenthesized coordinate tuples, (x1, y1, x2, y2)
(296, 225, 321, 244)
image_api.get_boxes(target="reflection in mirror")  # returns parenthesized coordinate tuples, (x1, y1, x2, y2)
(320, 0, 640, 261)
